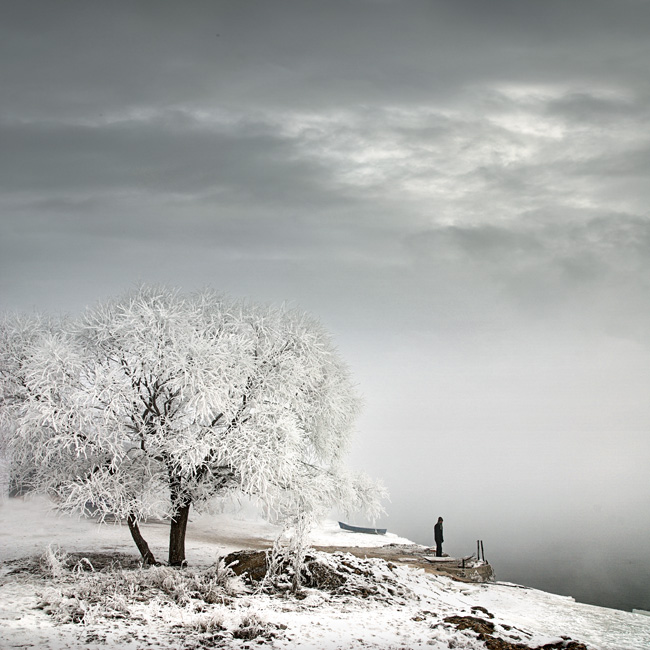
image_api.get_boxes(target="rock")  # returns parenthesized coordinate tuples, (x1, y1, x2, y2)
(223, 550, 268, 583)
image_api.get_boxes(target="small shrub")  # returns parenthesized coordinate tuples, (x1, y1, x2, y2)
(190, 610, 227, 633)
(232, 613, 281, 642)
(72, 557, 95, 574)
(40, 545, 69, 578)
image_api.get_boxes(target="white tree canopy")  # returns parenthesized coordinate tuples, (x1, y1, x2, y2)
(1, 286, 385, 564)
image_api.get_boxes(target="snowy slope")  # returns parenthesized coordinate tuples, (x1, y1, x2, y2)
(1, 497, 649, 650)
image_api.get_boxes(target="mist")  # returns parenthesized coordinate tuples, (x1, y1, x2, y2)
(343, 331, 650, 612)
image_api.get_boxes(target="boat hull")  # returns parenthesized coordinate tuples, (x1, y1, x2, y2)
(338, 521, 387, 535)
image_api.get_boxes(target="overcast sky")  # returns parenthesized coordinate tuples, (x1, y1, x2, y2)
(2, 1, 650, 610)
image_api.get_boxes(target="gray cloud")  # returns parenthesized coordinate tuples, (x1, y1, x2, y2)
(403, 216, 650, 336)
(0, 113, 335, 200)
(3, 1, 650, 120)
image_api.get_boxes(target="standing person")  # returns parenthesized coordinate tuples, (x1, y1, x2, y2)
(434, 517, 444, 557)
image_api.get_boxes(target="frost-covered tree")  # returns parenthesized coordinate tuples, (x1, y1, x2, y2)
(0, 313, 64, 497)
(1, 287, 384, 566)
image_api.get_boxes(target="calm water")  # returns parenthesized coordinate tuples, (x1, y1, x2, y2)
(400, 520, 650, 613)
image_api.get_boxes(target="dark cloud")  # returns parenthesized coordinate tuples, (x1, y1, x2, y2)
(0, 113, 337, 201)
(545, 91, 647, 123)
(3, 1, 650, 119)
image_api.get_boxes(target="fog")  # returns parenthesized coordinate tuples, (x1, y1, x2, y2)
(340, 331, 650, 611)
(2, 0, 650, 612)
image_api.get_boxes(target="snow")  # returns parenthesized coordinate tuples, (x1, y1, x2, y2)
(306, 519, 415, 548)
(2, 496, 650, 650)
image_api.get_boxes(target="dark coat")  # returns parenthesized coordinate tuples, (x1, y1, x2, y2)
(434, 522, 444, 544)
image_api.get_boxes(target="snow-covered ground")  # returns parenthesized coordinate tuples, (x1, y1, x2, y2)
(1, 497, 649, 650)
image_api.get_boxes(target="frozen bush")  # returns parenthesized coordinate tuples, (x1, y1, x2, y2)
(40, 545, 69, 578)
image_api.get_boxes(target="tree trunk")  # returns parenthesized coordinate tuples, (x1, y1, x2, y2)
(127, 515, 157, 565)
(168, 501, 191, 566)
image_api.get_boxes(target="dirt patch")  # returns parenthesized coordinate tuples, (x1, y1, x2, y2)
(66, 552, 143, 571)
(4, 551, 142, 576)
(222, 549, 348, 591)
(221, 549, 408, 600)
(442, 615, 588, 650)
